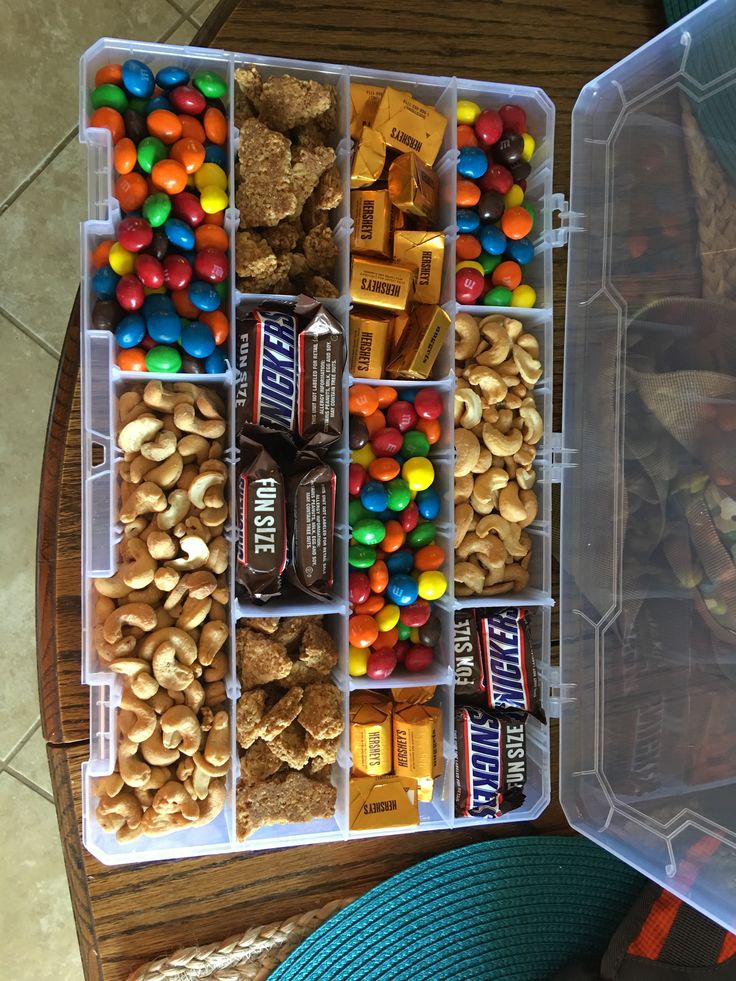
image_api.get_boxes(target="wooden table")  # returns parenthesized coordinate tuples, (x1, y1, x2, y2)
(37, 1, 665, 977)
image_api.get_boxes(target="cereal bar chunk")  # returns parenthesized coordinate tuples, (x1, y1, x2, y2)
(240, 739, 283, 784)
(273, 616, 318, 650)
(305, 732, 340, 772)
(291, 145, 335, 214)
(313, 164, 343, 212)
(258, 75, 334, 133)
(248, 617, 280, 635)
(277, 660, 328, 690)
(262, 218, 303, 255)
(303, 224, 338, 277)
(268, 722, 310, 769)
(259, 687, 304, 742)
(303, 275, 339, 298)
(235, 230, 277, 280)
(237, 628, 292, 688)
(299, 622, 338, 674)
(237, 118, 296, 228)
(236, 688, 267, 749)
(234, 65, 263, 111)
(238, 251, 291, 294)
(236, 770, 337, 840)
(299, 683, 344, 740)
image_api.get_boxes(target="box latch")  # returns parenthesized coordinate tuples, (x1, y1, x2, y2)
(548, 193, 583, 248)
(547, 431, 576, 483)
(546, 665, 575, 719)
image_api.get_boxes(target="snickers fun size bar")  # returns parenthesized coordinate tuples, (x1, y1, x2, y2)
(455, 706, 526, 819)
(236, 302, 343, 448)
(454, 608, 546, 724)
(237, 438, 286, 602)
(286, 453, 336, 599)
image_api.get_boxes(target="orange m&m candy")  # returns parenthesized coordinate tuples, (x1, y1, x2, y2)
(195, 223, 228, 252)
(381, 520, 405, 553)
(374, 385, 398, 408)
(147, 109, 183, 144)
(368, 560, 389, 593)
(95, 63, 122, 87)
(413, 544, 445, 572)
(172, 289, 201, 319)
(349, 614, 379, 648)
(90, 106, 125, 144)
(372, 627, 399, 650)
(456, 233, 482, 261)
(198, 309, 229, 345)
(368, 458, 400, 482)
(113, 137, 137, 175)
(491, 260, 522, 290)
(363, 410, 386, 437)
(457, 178, 481, 208)
(178, 114, 206, 142)
(117, 348, 147, 371)
(151, 159, 188, 195)
(501, 206, 533, 240)
(354, 595, 385, 616)
(92, 240, 113, 269)
(457, 124, 479, 148)
(416, 417, 441, 444)
(115, 172, 148, 212)
(203, 106, 227, 145)
(349, 384, 379, 417)
(170, 137, 205, 174)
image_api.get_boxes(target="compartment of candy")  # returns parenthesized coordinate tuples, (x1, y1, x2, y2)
(347, 72, 456, 384)
(231, 56, 350, 302)
(453, 80, 555, 311)
(80, 40, 234, 375)
(231, 612, 348, 849)
(452, 604, 551, 826)
(453, 309, 552, 602)
(347, 685, 452, 837)
(82, 370, 236, 864)
(232, 296, 348, 616)
(346, 380, 453, 685)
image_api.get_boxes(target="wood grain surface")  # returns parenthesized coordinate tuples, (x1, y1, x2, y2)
(37, 1, 664, 977)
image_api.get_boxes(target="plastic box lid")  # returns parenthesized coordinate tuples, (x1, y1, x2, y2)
(561, 0, 736, 932)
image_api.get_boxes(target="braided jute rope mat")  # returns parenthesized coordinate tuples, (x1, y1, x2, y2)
(128, 897, 357, 981)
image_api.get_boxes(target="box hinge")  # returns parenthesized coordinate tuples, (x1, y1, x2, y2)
(547, 431, 576, 484)
(546, 665, 575, 719)
(549, 193, 583, 248)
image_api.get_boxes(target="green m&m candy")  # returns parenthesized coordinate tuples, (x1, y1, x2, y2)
(214, 279, 228, 301)
(349, 544, 376, 568)
(137, 136, 167, 174)
(353, 518, 386, 547)
(396, 621, 412, 640)
(407, 521, 436, 549)
(483, 286, 513, 306)
(402, 430, 430, 458)
(142, 192, 172, 227)
(385, 478, 411, 511)
(91, 83, 129, 113)
(192, 70, 227, 99)
(348, 500, 370, 526)
(476, 251, 501, 275)
(128, 96, 149, 114)
(145, 345, 182, 373)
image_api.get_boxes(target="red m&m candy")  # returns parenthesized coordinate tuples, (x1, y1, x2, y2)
(386, 400, 417, 432)
(456, 267, 484, 304)
(474, 108, 503, 146)
(117, 216, 153, 253)
(414, 388, 442, 420)
(499, 103, 527, 134)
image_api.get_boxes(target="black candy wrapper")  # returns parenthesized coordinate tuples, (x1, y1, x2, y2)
(454, 608, 546, 724)
(286, 452, 336, 599)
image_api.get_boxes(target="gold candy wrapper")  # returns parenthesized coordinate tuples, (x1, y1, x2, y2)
(388, 152, 439, 222)
(350, 189, 391, 258)
(393, 230, 445, 304)
(391, 686, 436, 706)
(393, 704, 443, 803)
(349, 309, 391, 379)
(390, 205, 407, 239)
(351, 127, 387, 189)
(387, 304, 450, 379)
(373, 86, 448, 166)
(349, 775, 419, 830)
(350, 702, 392, 776)
(350, 256, 414, 312)
(350, 83, 385, 140)
(391, 311, 410, 356)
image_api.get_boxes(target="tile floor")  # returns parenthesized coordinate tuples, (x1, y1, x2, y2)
(0, 1, 218, 976)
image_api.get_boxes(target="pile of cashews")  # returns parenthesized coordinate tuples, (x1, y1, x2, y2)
(93, 380, 231, 841)
(454, 313, 542, 596)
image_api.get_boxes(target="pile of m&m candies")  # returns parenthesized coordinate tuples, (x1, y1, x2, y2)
(88, 59, 230, 373)
(455, 101, 537, 309)
(348, 383, 448, 680)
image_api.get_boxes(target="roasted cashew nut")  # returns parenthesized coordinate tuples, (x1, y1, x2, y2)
(146, 451, 183, 489)
(120, 481, 167, 524)
(198, 620, 228, 667)
(140, 429, 177, 462)
(141, 723, 180, 766)
(183, 679, 206, 714)
(120, 536, 157, 590)
(165, 535, 210, 572)
(129, 454, 158, 484)
(119, 687, 157, 743)
(206, 537, 229, 575)
(454, 429, 481, 477)
(177, 434, 210, 464)
(152, 781, 200, 821)
(119, 415, 163, 454)
(192, 777, 226, 827)
(499, 483, 528, 523)
(519, 405, 543, 445)
(455, 312, 481, 360)
(203, 650, 227, 683)
(513, 344, 543, 387)
(152, 641, 195, 692)
(474, 514, 528, 558)
(94, 572, 132, 599)
(454, 503, 475, 550)
(157, 489, 190, 531)
(176, 596, 212, 631)
(517, 467, 537, 490)
(463, 364, 508, 405)
(143, 380, 194, 413)
(96, 791, 143, 833)
(160, 706, 202, 756)
(474, 467, 509, 499)
(516, 332, 540, 359)
(103, 603, 157, 644)
(188, 471, 226, 510)
(110, 657, 159, 700)
(476, 316, 512, 366)
(138, 627, 198, 665)
(203, 710, 230, 767)
(173, 403, 226, 440)
(518, 489, 538, 529)
(454, 473, 474, 505)
(94, 773, 124, 799)
(481, 424, 523, 457)
(94, 626, 136, 663)
(454, 389, 483, 429)
(454, 561, 486, 594)
(117, 737, 152, 788)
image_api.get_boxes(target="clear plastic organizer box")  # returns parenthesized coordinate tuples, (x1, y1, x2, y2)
(79, 0, 736, 931)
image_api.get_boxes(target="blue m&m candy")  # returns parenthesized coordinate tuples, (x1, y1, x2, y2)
(385, 550, 414, 575)
(386, 574, 419, 606)
(506, 236, 535, 265)
(479, 224, 507, 255)
(92, 265, 119, 299)
(121, 59, 155, 99)
(457, 208, 481, 234)
(180, 320, 216, 358)
(115, 313, 146, 348)
(416, 488, 441, 521)
(164, 218, 195, 251)
(155, 65, 189, 89)
(457, 146, 489, 180)
(188, 280, 220, 312)
(146, 310, 181, 345)
(360, 480, 389, 513)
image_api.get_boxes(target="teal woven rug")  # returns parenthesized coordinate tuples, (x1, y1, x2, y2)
(271, 837, 644, 981)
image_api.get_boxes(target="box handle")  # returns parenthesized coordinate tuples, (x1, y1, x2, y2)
(83, 330, 118, 578)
